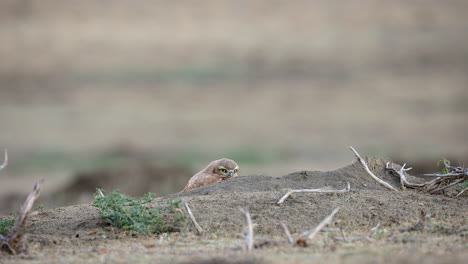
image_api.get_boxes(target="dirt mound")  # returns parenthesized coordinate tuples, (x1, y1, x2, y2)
(160, 158, 464, 235)
(173, 157, 420, 197)
(20, 158, 465, 237)
(1, 158, 466, 263)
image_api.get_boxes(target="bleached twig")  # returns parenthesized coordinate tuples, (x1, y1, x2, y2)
(279, 221, 294, 244)
(0, 180, 42, 254)
(277, 182, 350, 205)
(0, 149, 8, 171)
(184, 201, 203, 234)
(296, 208, 340, 244)
(349, 146, 398, 191)
(340, 228, 349, 242)
(428, 178, 465, 194)
(456, 186, 468, 197)
(385, 162, 426, 189)
(422, 173, 464, 177)
(370, 222, 381, 232)
(239, 208, 254, 251)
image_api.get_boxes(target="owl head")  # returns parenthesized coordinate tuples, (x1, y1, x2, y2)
(209, 158, 239, 179)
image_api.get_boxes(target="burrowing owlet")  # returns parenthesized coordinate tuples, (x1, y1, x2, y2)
(182, 158, 239, 191)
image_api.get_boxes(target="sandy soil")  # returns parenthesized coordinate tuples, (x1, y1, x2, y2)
(1, 158, 466, 263)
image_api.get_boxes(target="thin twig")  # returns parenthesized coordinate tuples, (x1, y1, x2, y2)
(456, 186, 468, 197)
(422, 173, 463, 177)
(428, 178, 465, 194)
(1, 180, 42, 254)
(385, 162, 426, 189)
(184, 201, 203, 234)
(279, 221, 294, 244)
(239, 207, 254, 251)
(340, 228, 349, 242)
(370, 222, 381, 232)
(297, 207, 340, 243)
(349, 146, 398, 191)
(0, 149, 7, 171)
(277, 182, 350, 205)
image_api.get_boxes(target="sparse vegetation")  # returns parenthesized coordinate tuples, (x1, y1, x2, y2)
(93, 189, 185, 234)
(35, 204, 46, 212)
(0, 219, 15, 236)
(438, 159, 451, 174)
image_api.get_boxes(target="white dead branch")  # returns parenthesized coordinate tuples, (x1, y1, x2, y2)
(0, 149, 7, 171)
(0, 180, 42, 255)
(422, 172, 464, 177)
(184, 201, 203, 234)
(238, 207, 254, 251)
(385, 162, 426, 189)
(277, 182, 350, 205)
(427, 178, 465, 194)
(295, 208, 340, 246)
(349, 146, 398, 191)
(385, 159, 467, 194)
(279, 221, 294, 244)
(456, 186, 468, 197)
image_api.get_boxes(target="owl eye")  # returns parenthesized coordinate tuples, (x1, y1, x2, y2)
(234, 169, 238, 173)
(219, 168, 227, 173)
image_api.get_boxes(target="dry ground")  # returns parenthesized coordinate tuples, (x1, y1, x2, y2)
(1, 158, 466, 263)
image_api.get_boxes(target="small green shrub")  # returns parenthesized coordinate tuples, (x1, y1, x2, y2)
(437, 159, 451, 174)
(93, 189, 185, 234)
(0, 219, 15, 236)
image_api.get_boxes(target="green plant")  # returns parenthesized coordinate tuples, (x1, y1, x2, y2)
(0, 219, 15, 236)
(437, 159, 451, 174)
(35, 204, 46, 212)
(92, 189, 185, 234)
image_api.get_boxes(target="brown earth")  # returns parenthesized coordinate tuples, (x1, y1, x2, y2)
(1, 157, 466, 263)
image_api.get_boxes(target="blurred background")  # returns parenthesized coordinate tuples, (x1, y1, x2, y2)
(1, 0, 467, 213)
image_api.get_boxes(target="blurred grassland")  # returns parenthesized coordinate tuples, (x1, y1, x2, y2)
(0, 0, 467, 179)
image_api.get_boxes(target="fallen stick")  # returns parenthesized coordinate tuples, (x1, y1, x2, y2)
(0, 149, 7, 171)
(385, 162, 426, 189)
(0, 180, 42, 255)
(239, 207, 254, 251)
(456, 186, 468, 197)
(422, 173, 464, 177)
(427, 178, 465, 194)
(296, 207, 340, 245)
(277, 182, 350, 205)
(184, 201, 203, 234)
(349, 146, 398, 191)
(370, 222, 381, 232)
(340, 228, 349, 242)
(279, 221, 294, 244)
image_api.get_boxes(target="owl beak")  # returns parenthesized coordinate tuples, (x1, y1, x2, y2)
(227, 171, 234, 178)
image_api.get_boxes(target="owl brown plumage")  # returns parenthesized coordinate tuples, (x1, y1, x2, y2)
(182, 158, 239, 191)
